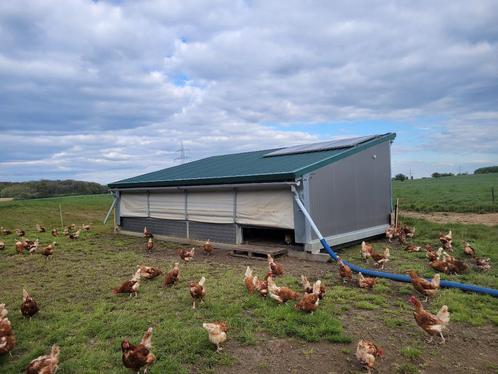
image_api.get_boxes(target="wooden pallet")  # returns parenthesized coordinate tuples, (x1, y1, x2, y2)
(231, 246, 288, 260)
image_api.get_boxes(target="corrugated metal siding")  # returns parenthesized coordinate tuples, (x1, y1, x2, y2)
(189, 221, 237, 243)
(120, 217, 237, 243)
(150, 218, 188, 237)
(120, 217, 187, 237)
(120, 217, 146, 232)
(308, 142, 392, 239)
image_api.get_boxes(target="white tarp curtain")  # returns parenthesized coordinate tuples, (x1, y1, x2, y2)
(187, 191, 234, 224)
(149, 192, 185, 220)
(119, 189, 294, 228)
(236, 190, 294, 229)
(120, 193, 147, 217)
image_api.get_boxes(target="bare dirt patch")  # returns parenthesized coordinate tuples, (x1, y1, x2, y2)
(342, 310, 498, 374)
(215, 323, 498, 374)
(401, 210, 498, 226)
(216, 334, 353, 374)
(147, 241, 333, 278)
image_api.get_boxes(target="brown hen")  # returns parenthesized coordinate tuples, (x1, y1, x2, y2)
(26, 344, 60, 374)
(190, 276, 206, 309)
(122, 327, 155, 373)
(21, 288, 39, 319)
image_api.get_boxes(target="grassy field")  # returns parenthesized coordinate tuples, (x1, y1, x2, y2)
(393, 173, 498, 213)
(1, 196, 498, 373)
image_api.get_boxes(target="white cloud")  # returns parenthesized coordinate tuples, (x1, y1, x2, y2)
(0, 0, 497, 182)
(0, 119, 319, 183)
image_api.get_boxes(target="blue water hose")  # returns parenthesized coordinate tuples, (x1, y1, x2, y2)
(290, 186, 498, 297)
(319, 238, 498, 297)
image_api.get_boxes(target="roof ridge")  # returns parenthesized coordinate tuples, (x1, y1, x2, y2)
(209, 147, 282, 157)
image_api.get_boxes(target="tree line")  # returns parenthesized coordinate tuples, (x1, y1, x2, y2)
(393, 165, 498, 181)
(0, 180, 108, 200)
(474, 166, 498, 174)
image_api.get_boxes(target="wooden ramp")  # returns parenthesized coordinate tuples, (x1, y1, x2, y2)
(231, 245, 288, 260)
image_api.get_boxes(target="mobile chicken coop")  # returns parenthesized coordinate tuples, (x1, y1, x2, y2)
(108, 133, 396, 253)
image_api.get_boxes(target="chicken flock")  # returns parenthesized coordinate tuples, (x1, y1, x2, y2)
(0, 220, 493, 373)
(0, 223, 219, 373)
(348, 224, 490, 372)
(0, 223, 92, 373)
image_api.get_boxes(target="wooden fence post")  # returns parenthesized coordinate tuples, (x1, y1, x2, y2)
(59, 203, 64, 229)
(395, 198, 399, 228)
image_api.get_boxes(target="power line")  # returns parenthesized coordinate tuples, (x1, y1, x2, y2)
(174, 141, 190, 164)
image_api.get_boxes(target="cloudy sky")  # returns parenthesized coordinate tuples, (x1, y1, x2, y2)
(1, 0, 497, 184)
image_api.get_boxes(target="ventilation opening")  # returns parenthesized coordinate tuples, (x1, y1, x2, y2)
(241, 226, 295, 246)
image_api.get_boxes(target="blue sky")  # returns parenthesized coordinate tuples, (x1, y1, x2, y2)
(1, 0, 497, 183)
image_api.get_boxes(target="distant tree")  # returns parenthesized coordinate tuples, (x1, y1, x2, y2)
(0, 180, 108, 200)
(432, 172, 454, 178)
(394, 173, 408, 181)
(474, 166, 498, 174)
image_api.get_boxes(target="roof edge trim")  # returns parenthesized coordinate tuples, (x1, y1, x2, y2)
(108, 172, 296, 189)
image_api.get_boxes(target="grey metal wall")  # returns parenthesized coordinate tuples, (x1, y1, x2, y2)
(307, 141, 392, 240)
(120, 217, 187, 237)
(119, 217, 237, 243)
(120, 217, 147, 232)
(189, 221, 237, 243)
(292, 198, 307, 244)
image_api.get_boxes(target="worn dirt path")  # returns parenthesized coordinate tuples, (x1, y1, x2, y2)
(401, 210, 498, 226)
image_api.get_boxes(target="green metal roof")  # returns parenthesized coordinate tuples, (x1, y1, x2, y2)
(108, 133, 395, 189)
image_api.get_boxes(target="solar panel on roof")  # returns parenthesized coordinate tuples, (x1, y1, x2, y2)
(263, 135, 379, 157)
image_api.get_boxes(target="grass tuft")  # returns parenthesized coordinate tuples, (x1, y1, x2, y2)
(400, 346, 422, 361)
(396, 363, 421, 374)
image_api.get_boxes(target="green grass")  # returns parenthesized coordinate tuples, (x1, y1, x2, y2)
(384, 317, 405, 328)
(393, 173, 498, 213)
(338, 215, 498, 326)
(1, 196, 498, 372)
(400, 346, 422, 361)
(396, 363, 420, 374)
(0, 196, 350, 373)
